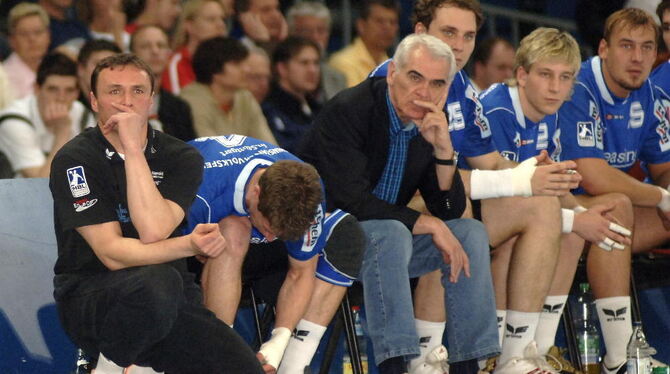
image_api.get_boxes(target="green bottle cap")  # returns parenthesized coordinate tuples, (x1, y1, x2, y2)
(579, 283, 590, 292)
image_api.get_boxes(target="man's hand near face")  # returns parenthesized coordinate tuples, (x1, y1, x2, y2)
(102, 102, 148, 153)
(413, 88, 453, 158)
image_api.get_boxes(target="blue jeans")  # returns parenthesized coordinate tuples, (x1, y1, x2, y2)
(359, 218, 500, 365)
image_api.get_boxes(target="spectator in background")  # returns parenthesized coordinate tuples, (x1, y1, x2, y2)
(235, 0, 288, 52)
(0, 53, 85, 178)
(163, 0, 227, 94)
(0, 65, 14, 109)
(4, 3, 51, 100)
(77, 39, 121, 110)
(38, 0, 90, 53)
(180, 36, 276, 143)
(329, 0, 399, 87)
(76, 0, 129, 51)
(123, 0, 182, 34)
(470, 36, 515, 93)
(131, 25, 196, 142)
(287, 1, 347, 103)
(262, 36, 321, 154)
(246, 46, 272, 103)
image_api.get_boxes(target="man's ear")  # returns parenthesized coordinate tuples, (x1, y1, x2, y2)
(90, 91, 98, 113)
(414, 22, 427, 34)
(516, 66, 528, 88)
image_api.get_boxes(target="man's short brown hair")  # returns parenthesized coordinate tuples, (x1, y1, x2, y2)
(603, 8, 659, 44)
(412, 0, 484, 31)
(90, 53, 155, 96)
(258, 160, 323, 241)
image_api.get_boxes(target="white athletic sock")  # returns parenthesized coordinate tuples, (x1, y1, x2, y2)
(408, 319, 446, 370)
(595, 296, 632, 368)
(496, 310, 507, 347)
(276, 319, 326, 374)
(499, 311, 540, 364)
(535, 295, 568, 354)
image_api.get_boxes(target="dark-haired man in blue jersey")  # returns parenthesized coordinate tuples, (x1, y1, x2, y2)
(184, 134, 364, 374)
(559, 8, 670, 373)
(369, 1, 582, 371)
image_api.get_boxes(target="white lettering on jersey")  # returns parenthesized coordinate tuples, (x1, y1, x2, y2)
(628, 101, 644, 129)
(301, 205, 324, 252)
(447, 102, 465, 131)
(656, 99, 670, 152)
(537, 123, 548, 150)
(577, 122, 595, 147)
(214, 135, 248, 148)
(469, 85, 491, 137)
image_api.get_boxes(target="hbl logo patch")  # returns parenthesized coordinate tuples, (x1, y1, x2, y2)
(577, 122, 595, 147)
(67, 166, 89, 198)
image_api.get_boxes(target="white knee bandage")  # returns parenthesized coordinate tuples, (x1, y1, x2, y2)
(470, 157, 536, 200)
(259, 327, 292, 369)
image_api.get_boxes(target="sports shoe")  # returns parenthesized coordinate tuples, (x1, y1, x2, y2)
(409, 345, 450, 374)
(601, 361, 626, 374)
(494, 341, 559, 374)
(545, 346, 582, 374)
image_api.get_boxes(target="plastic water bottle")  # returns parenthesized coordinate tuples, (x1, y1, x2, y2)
(627, 322, 656, 374)
(343, 306, 368, 374)
(574, 283, 601, 374)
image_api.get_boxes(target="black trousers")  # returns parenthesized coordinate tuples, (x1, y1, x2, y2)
(56, 264, 264, 374)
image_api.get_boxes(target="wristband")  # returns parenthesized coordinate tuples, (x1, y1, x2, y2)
(573, 205, 587, 214)
(657, 186, 670, 212)
(470, 157, 536, 200)
(434, 155, 456, 165)
(561, 208, 575, 234)
(259, 327, 291, 369)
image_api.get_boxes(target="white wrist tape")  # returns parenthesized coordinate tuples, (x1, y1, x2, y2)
(657, 186, 670, 212)
(561, 208, 575, 234)
(574, 205, 587, 214)
(259, 327, 291, 369)
(470, 157, 537, 200)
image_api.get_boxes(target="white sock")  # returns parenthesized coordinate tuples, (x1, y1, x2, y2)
(595, 296, 632, 368)
(496, 310, 507, 347)
(408, 319, 446, 370)
(276, 319, 326, 374)
(499, 310, 540, 364)
(535, 295, 568, 354)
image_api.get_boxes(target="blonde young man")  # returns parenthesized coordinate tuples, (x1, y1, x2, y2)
(559, 8, 670, 373)
(479, 28, 634, 371)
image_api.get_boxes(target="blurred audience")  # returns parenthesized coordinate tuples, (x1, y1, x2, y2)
(76, 0, 129, 51)
(39, 0, 90, 53)
(262, 36, 321, 153)
(0, 65, 13, 109)
(131, 25, 196, 141)
(287, 1, 346, 103)
(246, 46, 272, 103)
(163, 0, 227, 94)
(235, 0, 287, 52)
(77, 39, 121, 111)
(0, 53, 85, 178)
(123, 0, 182, 34)
(180, 36, 276, 143)
(470, 36, 515, 92)
(329, 0, 399, 87)
(4, 2, 51, 100)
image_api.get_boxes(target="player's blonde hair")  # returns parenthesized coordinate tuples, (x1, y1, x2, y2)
(507, 27, 581, 87)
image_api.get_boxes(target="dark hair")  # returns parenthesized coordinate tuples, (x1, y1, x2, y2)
(472, 37, 513, 65)
(78, 39, 122, 66)
(36, 53, 77, 86)
(90, 53, 155, 95)
(192, 37, 249, 84)
(124, 0, 146, 23)
(257, 160, 322, 241)
(359, 0, 400, 20)
(272, 36, 321, 67)
(412, 0, 484, 30)
(658, 0, 670, 23)
(234, 0, 251, 13)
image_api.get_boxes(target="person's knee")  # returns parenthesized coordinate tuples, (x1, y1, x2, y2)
(125, 265, 183, 320)
(325, 215, 366, 279)
(603, 192, 634, 224)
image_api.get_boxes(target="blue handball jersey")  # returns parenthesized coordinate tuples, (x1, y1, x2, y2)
(478, 83, 561, 163)
(369, 59, 496, 168)
(558, 57, 670, 186)
(184, 135, 349, 261)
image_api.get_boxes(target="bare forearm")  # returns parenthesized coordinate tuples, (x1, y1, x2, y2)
(274, 268, 316, 331)
(124, 149, 181, 242)
(583, 169, 661, 207)
(93, 234, 195, 270)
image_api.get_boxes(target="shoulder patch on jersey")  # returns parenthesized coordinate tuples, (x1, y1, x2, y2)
(656, 99, 670, 152)
(500, 151, 518, 162)
(577, 122, 595, 147)
(67, 166, 90, 198)
(301, 205, 324, 252)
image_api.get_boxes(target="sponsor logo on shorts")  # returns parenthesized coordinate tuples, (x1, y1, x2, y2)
(577, 121, 595, 147)
(67, 166, 89, 198)
(73, 198, 98, 212)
